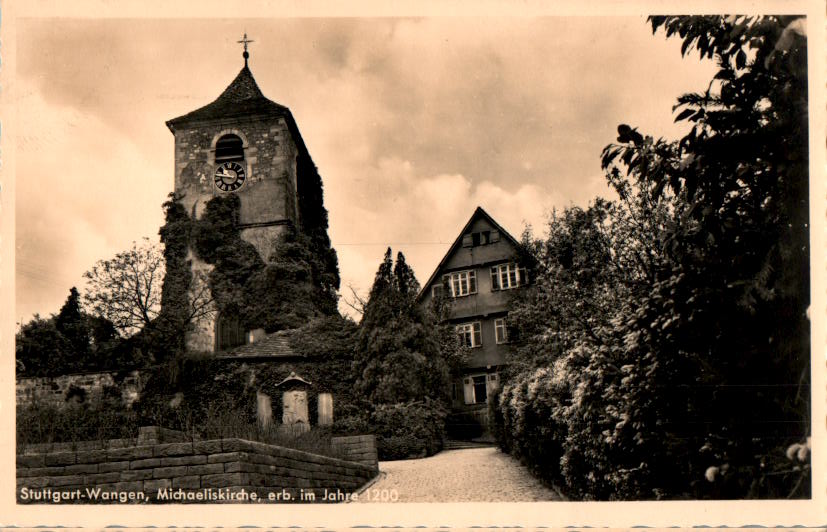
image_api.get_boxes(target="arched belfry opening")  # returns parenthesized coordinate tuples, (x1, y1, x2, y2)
(215, 134, 245, 163)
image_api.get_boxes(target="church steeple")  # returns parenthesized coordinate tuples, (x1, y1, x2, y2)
(164, 43, 332, 353)
(165, 59, 288, 133)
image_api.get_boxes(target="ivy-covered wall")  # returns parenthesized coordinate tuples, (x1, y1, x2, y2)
(132, 316, 359, 434)
(154, 185, 339, 357)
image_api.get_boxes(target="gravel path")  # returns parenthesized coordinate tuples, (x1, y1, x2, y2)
(358, 447, 561, 502)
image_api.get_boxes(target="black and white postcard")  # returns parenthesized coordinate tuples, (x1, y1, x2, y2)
(3, 0, 825, 529)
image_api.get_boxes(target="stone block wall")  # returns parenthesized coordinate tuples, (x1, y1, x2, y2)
(17, 434, 377, 504)
(173, 116, 300, 352)
(173, 117, 299, 239)
(331, 435, 378, 470)
(16, 370, 145, 408)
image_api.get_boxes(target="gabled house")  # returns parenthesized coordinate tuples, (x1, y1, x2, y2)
(418, 207, 527, 430)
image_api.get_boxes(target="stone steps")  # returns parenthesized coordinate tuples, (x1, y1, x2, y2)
(443, 440, 496, 450)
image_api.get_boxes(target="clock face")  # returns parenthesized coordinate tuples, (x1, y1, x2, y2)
(214, 161, 246, 192)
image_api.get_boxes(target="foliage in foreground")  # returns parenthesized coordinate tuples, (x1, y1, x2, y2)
(492, 15, 810, 500)
(17, 389, 139, 448)
(370, 400, 448, 460)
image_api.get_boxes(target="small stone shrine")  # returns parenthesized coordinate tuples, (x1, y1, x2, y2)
(276, 371, 312, 433)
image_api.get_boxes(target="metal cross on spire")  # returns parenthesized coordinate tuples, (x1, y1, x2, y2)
(238, 32, 254, 66)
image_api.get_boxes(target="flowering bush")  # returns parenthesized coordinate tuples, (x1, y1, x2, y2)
(492, 15, 810, 500)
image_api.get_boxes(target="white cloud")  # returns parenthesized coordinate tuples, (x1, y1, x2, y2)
(16, 80, 169, 321)
(327, 156, 562, 318)
(14, 17, 719, 324)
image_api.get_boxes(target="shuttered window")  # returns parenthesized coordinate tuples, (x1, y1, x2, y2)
(463, 230, 499, 247)
(463, 373, 498, 404)
(215, 134, 244, 162)
(463, 377, 475, 404)
(486, 373, 499, 396)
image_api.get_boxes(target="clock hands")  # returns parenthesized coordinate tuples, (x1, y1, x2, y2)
(214, 162, 245, 191)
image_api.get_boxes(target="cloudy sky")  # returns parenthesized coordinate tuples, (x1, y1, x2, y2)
(14, 15, 718, 323)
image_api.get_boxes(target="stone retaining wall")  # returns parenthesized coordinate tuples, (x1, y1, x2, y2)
(331, 435, 378, 470)
(17, 436, 377, 504)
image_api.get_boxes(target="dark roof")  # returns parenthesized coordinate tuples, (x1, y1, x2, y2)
(216, 330, 302, 360)
(417, 206, 521, 301)
(166, 65, 290, 132)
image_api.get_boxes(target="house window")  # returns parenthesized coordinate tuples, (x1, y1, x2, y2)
(462, 230, 500, 248)
(431, 284, 443, 298)
(490, 263, 527, 290)
(456, 322, 482, 348)
(443, 270, 477, 297)
(215, 134, 244, 163)
(494, 318, 508, 344)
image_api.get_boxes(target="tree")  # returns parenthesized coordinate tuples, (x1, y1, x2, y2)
(16, 288, 123, 377)
(83, 238, 165, 337)
(599, 15, 809, 497)
(494, 15, 809, 499)
(154, 194, 214, 356)
(353, 249, 457, 459)
(16, 314, 71, 377)
(55, 287, 92, 366)
(242, 226, 340, 332)
(355, 249, 451, 405)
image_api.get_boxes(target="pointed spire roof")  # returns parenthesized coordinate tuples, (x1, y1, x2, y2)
(166, 65, 290, 132)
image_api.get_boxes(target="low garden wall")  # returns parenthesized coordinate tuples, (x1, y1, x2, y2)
(331, 435, 378, 469)
(17, 428, 378, 504)
(16, 370, 146, 407)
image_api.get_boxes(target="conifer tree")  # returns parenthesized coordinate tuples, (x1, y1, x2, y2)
(55, 287, 92, 368)
(355, 248, 450, 405)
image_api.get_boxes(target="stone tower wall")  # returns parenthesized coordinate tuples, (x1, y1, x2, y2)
(173, 116, 299, 256)
(172, 116, 299, 352)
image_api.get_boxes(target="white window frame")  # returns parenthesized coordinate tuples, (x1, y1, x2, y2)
(443, 270, 477, 297)
(455, 321, 482, 348)
(490, 263, 527, 291)
(463, 372, 498, 405)
(494, 318, 508, 344)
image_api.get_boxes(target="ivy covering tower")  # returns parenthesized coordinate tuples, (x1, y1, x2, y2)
(159, 36, 339, 354)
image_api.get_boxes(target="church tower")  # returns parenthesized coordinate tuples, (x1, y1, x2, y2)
(165, 36, 332, 352)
